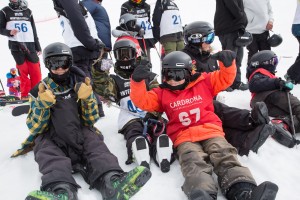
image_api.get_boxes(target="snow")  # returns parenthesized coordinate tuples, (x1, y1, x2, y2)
(0, 0, 300, 199)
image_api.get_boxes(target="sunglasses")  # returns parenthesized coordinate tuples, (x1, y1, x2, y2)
(46, 56, 72, 70)
(162, 69, 187, 81)
(188, 32, 215, 44)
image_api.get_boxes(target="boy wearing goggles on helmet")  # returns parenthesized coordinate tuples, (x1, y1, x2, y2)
(247, 50, 300, 146)
(92, 38, 174, 173)
(130, 50, 278, 200)
(17, 42, 151, 200)
(183, 21, 274, 157)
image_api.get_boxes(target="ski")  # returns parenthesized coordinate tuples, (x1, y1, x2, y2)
(25, 190, 68, 200)
(12, 104, 30, 116)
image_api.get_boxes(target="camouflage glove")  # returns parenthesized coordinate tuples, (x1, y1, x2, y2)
(38, 83, 56, 107)
(74, 77, 93, 100)
(211, 50, 236, 67)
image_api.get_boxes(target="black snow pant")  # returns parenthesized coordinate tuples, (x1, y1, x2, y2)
(213, 101, 266, 155)
(33, 126, 122, 190)
(287, 42, 300, 84)
(246, 31, 271, 64)
(218, 32, 244, 88)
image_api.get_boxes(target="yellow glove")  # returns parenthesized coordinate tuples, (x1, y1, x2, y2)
(74, 77, 93, 100)
(38, 83, 56, 104)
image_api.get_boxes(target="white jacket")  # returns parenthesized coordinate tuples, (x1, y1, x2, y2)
(243, 0, 274, 34)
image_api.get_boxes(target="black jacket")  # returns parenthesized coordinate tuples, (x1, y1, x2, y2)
(214, 0, 248, 36)
(52, 0, 102, 61)
(182, 45, 219, 73)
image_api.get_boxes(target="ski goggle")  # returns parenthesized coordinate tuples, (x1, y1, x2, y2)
(262, 56, 278, 68)
(162, 69, 186, 81)
(188, 32, 215, 44)
(131, 0, 142, 4)
(45, 56, 72, 70)
(126, 20, 136, 29)
(114, 47, 136, 61)
(10, 68, 17, 75)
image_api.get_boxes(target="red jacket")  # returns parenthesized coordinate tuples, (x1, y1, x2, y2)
(130, 61, 236, 147)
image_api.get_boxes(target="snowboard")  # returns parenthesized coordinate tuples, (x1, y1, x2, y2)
(0, 99, 28, 106)
(25, 190, 68, 200)
(12, 104, 30, 116)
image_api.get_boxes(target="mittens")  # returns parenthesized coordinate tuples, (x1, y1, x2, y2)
(211, 50, 236, 67)
(38, 83, 56, 108)
(74, 77, 93, 100)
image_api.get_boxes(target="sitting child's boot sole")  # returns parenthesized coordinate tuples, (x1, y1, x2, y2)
(251, 181, 278, 200)
(106, 166, 152, 200)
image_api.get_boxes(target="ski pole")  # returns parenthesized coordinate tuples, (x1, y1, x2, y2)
(286, 91, 298, 146)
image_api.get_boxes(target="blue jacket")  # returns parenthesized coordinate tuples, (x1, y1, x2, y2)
(82, 0, 112, 50)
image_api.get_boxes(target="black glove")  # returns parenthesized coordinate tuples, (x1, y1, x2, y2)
(238, 28, 245, 35)
(211, 50, 236, 67)
(275, 78, 294, 91)
(143, 112, 159, 123)
(95, 39, 106, 51)
(132, 61, 157, 82)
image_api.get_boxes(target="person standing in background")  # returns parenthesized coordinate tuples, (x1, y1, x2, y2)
(0, 0, 42, 100)
(286, 0, 300, 84)
(52, 0, 106, 117)
(121, 0, 156, 61)
(152, 0, 184, 58)
(214, 0, 249, 91)
(82, 0, 112, 58)
(243, 0, 274, 63)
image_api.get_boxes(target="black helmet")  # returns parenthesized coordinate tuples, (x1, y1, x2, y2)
(43, 42, 73, 70)
(119, 13, 137, 31)
(267, 34, 283, 47)
(9, 0, 21, 9)
(162, 51, 193, 83)
(247, 50, 278, 78)
(183, 21, 215, 45)
(113, 38, 137, 72)
(235, 31, 253, 47)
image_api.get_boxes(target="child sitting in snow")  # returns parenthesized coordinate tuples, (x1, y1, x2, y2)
(92, 38, 174, 173)
(6, 68, 20, 98)
(247, 50, 300, 146)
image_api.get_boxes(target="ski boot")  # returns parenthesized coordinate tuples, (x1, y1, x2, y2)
(155, 134, 173, 173)
(226, 181, 278, 200)
(95, 166, 152, 200)
(271, 118, 297, 148)
(132, 136, 151, 169)
(251, 102, 270, 125)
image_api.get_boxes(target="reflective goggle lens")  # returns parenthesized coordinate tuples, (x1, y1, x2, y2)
(262, 56, 278, 68)
(115, 48, 136, 61)
(163, 69, 186, 81)
(189, 32, 215, 44)
(46, 56, 72, 70)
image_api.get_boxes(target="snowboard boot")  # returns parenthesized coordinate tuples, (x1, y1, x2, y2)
(188, 189, 216, 200)
(271, 118, 297, 148)
(251, 102, 270, 125)
(250, 124, 275, 153)
(226, 181, 278, 200)
(47, 182, 78, 200)
(155, 134, 173, 173)
(132, 136, 150, 169)
(95, 166, 152, 200)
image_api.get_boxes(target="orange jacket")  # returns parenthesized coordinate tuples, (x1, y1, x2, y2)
(130, 60, 236, 147)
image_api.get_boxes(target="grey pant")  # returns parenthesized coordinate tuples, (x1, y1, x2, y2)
(177, 137, 256, 197)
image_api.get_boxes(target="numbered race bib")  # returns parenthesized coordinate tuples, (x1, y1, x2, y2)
(135, 17, 154, 39)
(6, 21, 34, 42)
(160, 10, 183, 37)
